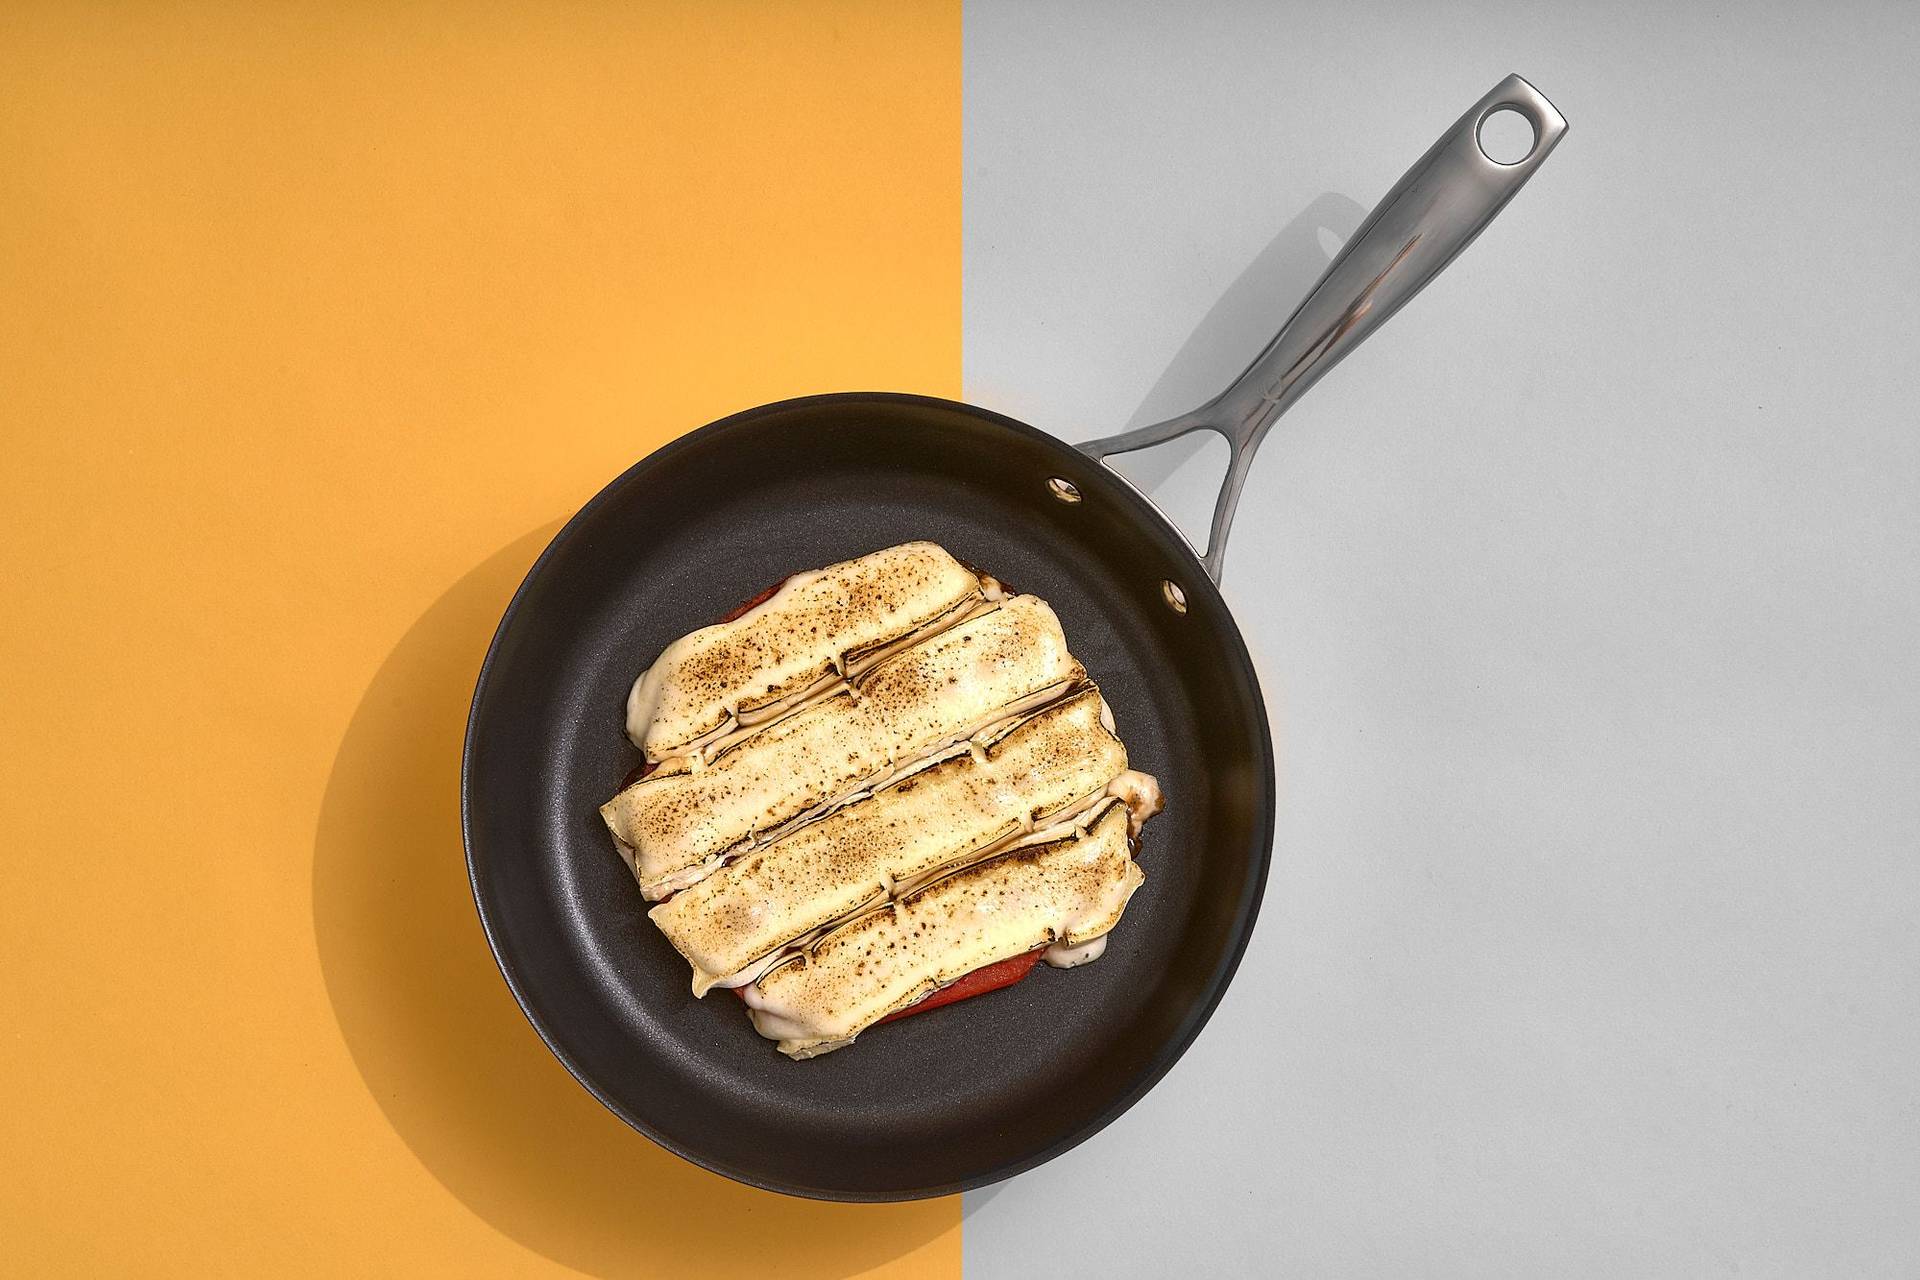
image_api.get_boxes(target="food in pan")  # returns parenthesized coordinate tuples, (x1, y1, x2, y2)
(602, 542, 1164, 1057)
(650, 688, 1137, 995)
(743, 800, 1143, 1059)
(626, 540, 990, 763)
(603, 593, 1084, 899)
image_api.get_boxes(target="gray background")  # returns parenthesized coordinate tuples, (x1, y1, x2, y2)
(961, 1, 1919, 1275)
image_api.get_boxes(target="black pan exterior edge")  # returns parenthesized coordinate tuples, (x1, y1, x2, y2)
(462, 392, 1275, 1200)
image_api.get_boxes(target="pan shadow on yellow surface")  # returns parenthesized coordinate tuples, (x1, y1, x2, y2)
(312, 525, 956, 1278)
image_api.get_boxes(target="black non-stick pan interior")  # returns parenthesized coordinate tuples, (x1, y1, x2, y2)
(463, 393, 1274, 1199)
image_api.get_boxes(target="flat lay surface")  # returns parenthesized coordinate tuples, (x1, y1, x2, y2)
(4, 1, 1917, 1276)
(2, 4, 962, 1275)
(961, 2, 1920, 1275)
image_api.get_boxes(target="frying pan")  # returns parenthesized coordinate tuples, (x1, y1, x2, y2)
(463, 75, 1566, 1200)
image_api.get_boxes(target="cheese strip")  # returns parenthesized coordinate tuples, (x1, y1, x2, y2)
(742, 799, 1142, 1059)
(626, 541, 986, 761)
(650, 688, 1128, 994)
(602, 595, 1082, 899)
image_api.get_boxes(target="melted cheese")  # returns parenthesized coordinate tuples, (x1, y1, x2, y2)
(741, 800, 1143, 1058)
(650, 688, 1127, 993)
(602, 595, 1083, 899)
(1042, 935, 1108, 967)
(1106, 769, 1164, 837)
(626, 541, 984, 761)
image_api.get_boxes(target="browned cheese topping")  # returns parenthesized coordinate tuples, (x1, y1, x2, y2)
(626, 542, 986, 762)
(603, 541, 1166, 1059)
(649, 689, 1128, 992)
(603, 594, 1082, 898)
(742, 801, 1143, 1058)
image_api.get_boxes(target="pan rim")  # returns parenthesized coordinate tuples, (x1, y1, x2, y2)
(461, 390, 1276, 1200)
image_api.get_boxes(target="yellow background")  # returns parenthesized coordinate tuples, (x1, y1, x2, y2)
(0, 3, 961, 1274)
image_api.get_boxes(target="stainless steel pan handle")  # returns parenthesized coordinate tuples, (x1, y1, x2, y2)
(1080, 73, 1568, 583)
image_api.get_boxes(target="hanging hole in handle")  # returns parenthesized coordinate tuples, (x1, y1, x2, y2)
(1477, 106, 1537, 165)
